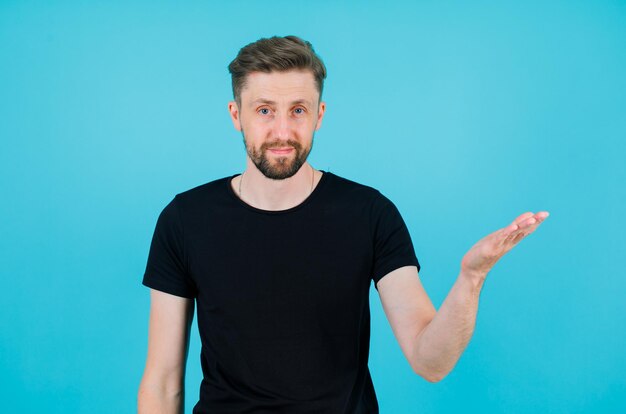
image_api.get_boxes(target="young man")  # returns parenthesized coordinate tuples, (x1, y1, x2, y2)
(137, 36, 549, 414)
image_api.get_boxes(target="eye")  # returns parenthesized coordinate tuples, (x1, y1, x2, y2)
(293, 107, 305, 115)
(258, 108, 271, 115)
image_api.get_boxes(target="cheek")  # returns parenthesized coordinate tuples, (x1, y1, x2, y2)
(298, 123, 316, 137)
(244, 124, 269, 138)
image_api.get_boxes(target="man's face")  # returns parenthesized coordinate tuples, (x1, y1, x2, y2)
(228, 70, 326, 179)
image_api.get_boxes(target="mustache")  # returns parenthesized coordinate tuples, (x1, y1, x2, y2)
(262, 140, 302, 150)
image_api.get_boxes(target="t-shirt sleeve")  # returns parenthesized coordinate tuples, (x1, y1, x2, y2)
(142, 196, 197, 298)
(370, 192, 421, 290)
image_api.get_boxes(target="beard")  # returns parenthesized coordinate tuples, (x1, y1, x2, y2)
(243, 132, 313, 180)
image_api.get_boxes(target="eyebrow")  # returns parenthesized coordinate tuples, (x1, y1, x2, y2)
(250, 98, 313, 107)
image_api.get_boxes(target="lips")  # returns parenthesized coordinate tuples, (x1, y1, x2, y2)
(268, 147, 294, 154)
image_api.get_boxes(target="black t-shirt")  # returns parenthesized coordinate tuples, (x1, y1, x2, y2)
(143, 171, 420, 413)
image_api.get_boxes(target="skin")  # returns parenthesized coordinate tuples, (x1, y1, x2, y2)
(138, 68, 550, 414)
(386, 211, 550, 382)
(138, 290, 193, 413)
(227, 70, 326, 211)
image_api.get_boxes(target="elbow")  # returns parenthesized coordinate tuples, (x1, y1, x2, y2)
(412, 365, 447, 383)
(421, 371, 446, 383)
(411, 341, 453, 383)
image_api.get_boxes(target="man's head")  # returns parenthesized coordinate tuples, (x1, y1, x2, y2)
(227, 36, 327, 180)
(228, 35, 327, 107)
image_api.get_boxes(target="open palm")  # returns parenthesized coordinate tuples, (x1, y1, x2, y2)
(461, 211, 550, 278)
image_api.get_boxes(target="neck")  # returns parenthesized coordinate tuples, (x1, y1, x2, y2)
(236, 160, 318, 211)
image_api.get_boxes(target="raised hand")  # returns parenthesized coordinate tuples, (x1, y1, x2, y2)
(460, 211, 550, 281)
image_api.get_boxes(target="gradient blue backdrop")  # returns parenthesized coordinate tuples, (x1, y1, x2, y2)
(1, 1, 624, 413)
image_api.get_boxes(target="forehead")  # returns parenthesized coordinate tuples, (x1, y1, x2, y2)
(240, 70, 319, 105)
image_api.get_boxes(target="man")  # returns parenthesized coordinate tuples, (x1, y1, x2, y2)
(137, 35, 549, 413)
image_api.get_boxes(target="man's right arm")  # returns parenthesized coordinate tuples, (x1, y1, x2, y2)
(138, 289, 195, 414)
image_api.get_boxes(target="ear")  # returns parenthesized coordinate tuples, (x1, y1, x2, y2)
(315, 101, 326, 131)
(228, 101, 242, 131)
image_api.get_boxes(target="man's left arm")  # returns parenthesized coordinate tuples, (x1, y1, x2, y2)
(377, 211, 549, 382)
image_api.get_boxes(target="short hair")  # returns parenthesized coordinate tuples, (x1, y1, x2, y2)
(228, 35, 327, 105)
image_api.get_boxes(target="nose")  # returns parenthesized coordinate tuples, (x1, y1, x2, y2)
(272, 111, 292, 141)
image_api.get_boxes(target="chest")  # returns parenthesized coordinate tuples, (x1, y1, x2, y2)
(185, 206, 373, 338)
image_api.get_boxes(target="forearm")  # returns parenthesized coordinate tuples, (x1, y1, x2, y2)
(138, 378, 184, 414)
(412, 269, 486, 382)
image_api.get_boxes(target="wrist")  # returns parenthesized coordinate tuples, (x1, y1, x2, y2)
(459, 268, 488, 290)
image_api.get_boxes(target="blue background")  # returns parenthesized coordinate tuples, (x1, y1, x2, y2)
(1, 1, 625, 413)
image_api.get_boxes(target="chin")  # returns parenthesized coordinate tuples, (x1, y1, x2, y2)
(261, 160, 306, 180)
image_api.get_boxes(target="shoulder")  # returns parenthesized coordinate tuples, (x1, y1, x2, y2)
(171, 175, 236, 210)
(324, 172, 397, 216)
(177, 175, 234, 199)
(324, 171, 386, 203)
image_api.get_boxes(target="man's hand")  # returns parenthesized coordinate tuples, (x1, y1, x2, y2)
(404, 211, 549, 381)
(460, 211, 550, 282)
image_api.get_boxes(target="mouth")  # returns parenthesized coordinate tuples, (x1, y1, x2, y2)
(268, 147, 294, 155)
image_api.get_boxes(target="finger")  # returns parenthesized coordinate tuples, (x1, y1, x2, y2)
(500, 211, 548, 242)
(512, 232, 526, 244)
(504, 212, 535, 234)
(503, 211, 549, 245)
(514, 212, 535, 225)
(507, 217, 545, 245)
(520, 212, 550, 232)
(535, 211, 550, 222)
(519, 216, 538, 228)
(504, 226, 525, 244)
(519, 210, 551, 229)
(503, 227, 529, 247)
(498, 223, 519, 241)
(505, 215, 536, 237)
(513, 224, 540, 244)
(522, 211, 549, 227)
(504, 218, 536, 242)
